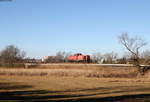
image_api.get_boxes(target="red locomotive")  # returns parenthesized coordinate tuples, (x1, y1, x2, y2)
(68, 53, 90, 62)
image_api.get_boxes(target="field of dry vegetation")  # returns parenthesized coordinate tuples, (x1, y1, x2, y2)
(0, 64, 138, 78)
(1, 64, 150, 102)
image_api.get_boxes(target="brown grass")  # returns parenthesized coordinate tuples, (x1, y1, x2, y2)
(1, 75, 150, 102)
(0, 64, 138, 78)
(0, 64, 150, 102)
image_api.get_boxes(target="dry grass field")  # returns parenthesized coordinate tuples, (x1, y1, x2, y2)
(0, 64, 138, 78)
(1, 64, 150, 102)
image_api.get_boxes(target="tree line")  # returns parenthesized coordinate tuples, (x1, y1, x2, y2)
(0, 45, 25, 67)
(0, 33, 150, 75)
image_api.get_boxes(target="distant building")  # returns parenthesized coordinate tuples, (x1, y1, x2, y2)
(42, 56, 49, 62)
(42, 56, 57, 62)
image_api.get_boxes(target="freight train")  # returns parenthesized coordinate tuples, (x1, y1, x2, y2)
(68, 53, 90, 63)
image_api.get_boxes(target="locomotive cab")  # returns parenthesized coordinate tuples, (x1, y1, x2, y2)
(68, 53, 90, 63)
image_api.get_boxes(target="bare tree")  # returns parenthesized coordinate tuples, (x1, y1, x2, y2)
(55, 51, 65, 62)
(0, 45, 26, 67)
(104, 52, 118, 64)
(141, 50, 150, 65)
(55, 51, 72, 63)
(118, 32, 147, 73)
(92, 52, 103, 63)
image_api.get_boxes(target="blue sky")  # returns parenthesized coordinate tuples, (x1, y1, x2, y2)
(0, 0, 150, 58)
